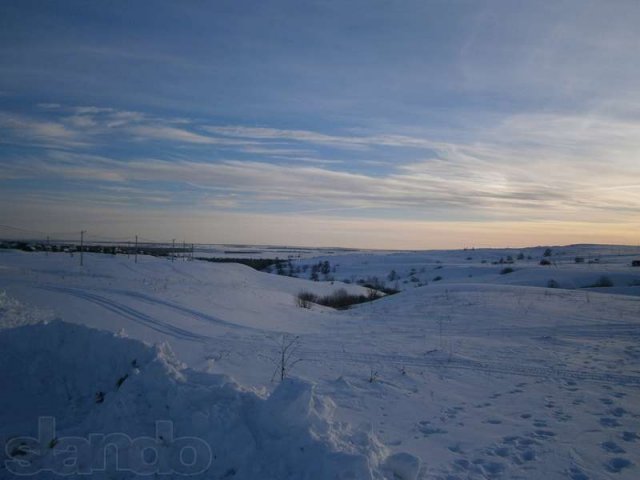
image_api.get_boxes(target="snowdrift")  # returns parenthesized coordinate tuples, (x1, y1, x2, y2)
(0, 321, 418, 480)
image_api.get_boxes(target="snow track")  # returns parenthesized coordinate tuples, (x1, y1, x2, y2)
(37, 285, 211, 342)
(101, 288, 262, 331)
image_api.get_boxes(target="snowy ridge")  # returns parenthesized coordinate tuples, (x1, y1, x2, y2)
(0, 321, 418, 480)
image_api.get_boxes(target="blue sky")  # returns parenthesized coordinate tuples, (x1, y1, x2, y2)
(1, 0, 639, 248)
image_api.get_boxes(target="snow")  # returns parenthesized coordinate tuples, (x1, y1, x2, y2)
(0, 320, 396, 479)
(0, 246, 639, 479)
(290, 245, 640, 296)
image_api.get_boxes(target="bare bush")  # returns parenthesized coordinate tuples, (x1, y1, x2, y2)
(318, 288, 383, 309)
(296, 290, 318, 308)
(297, 288, 384, 310)
(266, 334, 302, 382)
(590, 276, 614, 288)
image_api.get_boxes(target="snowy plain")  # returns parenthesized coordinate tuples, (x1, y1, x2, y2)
(0, 245, 639, 479)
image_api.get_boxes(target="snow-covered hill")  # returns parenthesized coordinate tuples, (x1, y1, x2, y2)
(290, 245, 640, 296)
(0, 247, 639, 479)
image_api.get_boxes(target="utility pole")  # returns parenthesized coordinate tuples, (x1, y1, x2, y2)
(183, 240, 186, 261)
(46, 235, 50, 257)
(80, 230, 86, 266)
(135, 235, 138, 263)
(172, 239, 175, 262)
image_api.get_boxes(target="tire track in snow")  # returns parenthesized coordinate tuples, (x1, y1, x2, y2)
(37, 286, 211, 342)
(101, 288, 262, 332)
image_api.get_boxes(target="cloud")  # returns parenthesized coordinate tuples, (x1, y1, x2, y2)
(36, 103, 62, 109)
(8, 135, 636, 224)
(72, 106, 115, 115)
(129, 125, 223, 145)
(204, 125, 441, 150)
(0, 112, 87, 148)
(1, 106, 258, 148)
(1, 192, 637, 249)
(2, 104, 639, 236)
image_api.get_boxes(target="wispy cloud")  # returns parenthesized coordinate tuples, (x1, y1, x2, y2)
(128, 125, 228, 145)
(0, 112, 87, 148)
(2, 102, 640, 246)
(204, 125, 442, 151)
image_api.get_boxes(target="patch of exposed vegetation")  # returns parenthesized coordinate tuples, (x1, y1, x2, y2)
(296, 288, 386, 310)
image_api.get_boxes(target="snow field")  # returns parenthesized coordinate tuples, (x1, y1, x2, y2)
(0, 247, 639, 479)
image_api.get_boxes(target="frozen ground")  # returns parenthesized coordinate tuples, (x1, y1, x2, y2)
(0, 246, 639, 479)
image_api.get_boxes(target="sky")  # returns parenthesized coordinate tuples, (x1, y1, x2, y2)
(1, 0, 639, 249)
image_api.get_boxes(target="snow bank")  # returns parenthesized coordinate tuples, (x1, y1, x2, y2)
(0, 321, 416, 479)
(0, 290, 51, 330)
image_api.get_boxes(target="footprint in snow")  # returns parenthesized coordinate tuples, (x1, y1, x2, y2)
(610, 407, 627, 417)
(491, 446, 510, 458)
(622, 431, 639, 442)
(568, 466, 589, 480)
(554, 410, 572, 422)
(444, 406, 464, 419)
(604, 457, 633, 473)
(417, 420, 447, 436)
(480, 461, 506, 477)
(599, 417, 621, 428)
(601, 441, 625, 454)
(513, 449, 536, 464)
(453, 458, 470, 471)
(521, 449, 536, 461)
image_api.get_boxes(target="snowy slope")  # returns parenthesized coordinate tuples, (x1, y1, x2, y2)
(0, 247, 639, 479)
